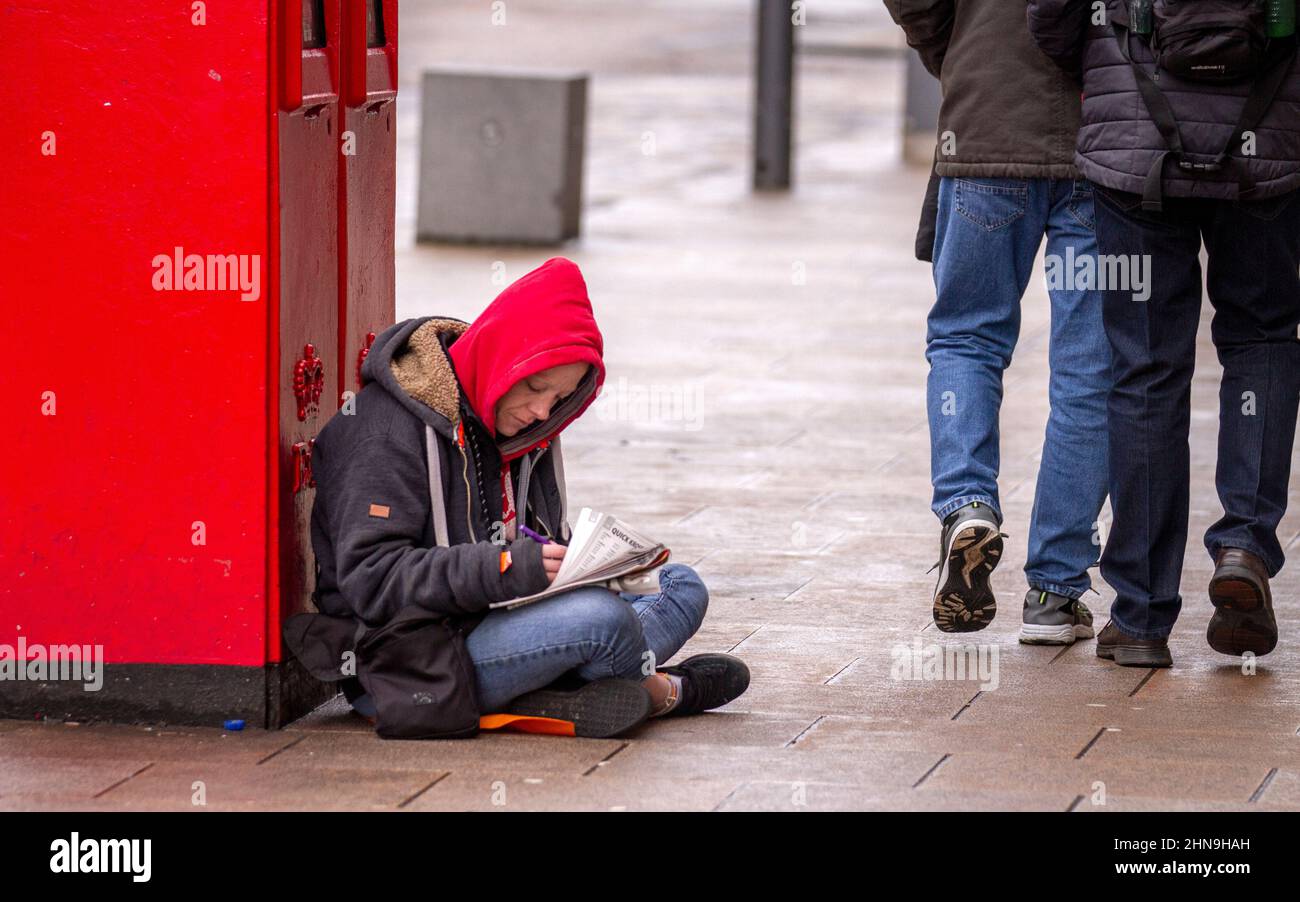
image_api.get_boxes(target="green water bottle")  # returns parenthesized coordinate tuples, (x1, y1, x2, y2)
(1131, 0, 1153, 36)
(1267, 0, 1296, 38)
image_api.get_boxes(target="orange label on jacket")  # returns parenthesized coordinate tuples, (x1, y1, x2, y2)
(368, 503, 391, 519)
(499, 550, 512, 573)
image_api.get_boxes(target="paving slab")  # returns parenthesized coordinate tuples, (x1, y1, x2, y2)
(89, 761, 449, 812)
(267, 730, 628, 778)
(405, 772, 740, 812)
(0, 755, 154, 808)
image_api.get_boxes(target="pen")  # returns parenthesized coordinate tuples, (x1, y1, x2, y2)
(519, 524, 551, 544)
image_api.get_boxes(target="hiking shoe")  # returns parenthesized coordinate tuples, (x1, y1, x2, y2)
(657, 653, 750, 717)
(1095, 620, 1172, 668)
(504, 678, 652, 738)
(1020, 589, 1095, 645)
(931, 502, 1003, 633)
(1207, 548, 1278, 657)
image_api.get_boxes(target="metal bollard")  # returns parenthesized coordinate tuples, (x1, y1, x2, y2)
(753, 0, 795, 190)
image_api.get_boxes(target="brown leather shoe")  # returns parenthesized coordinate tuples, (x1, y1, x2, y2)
(1207, 548, 1278, 657)
(1095, 621, 1172, 668)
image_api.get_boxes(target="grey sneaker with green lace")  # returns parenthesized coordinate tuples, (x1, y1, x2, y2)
(1019, 588, 1095, 645)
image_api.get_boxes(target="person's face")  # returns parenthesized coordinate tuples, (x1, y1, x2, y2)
(493, 362, 589, 437)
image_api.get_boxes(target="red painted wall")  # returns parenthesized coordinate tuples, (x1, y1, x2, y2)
(0, 3, 272, 665)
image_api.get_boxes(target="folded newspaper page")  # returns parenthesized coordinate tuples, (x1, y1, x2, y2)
(492, 507, 671, 609)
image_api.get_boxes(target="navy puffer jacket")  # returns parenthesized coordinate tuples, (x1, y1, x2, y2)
(1027, 0, 1300, 200)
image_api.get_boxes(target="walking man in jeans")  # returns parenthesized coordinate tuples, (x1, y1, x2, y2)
(1028, 0, 1300, 667)
(886, 0, 1110, 644)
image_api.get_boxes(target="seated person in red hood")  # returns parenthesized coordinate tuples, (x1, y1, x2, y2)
(309, 257, 748, 737)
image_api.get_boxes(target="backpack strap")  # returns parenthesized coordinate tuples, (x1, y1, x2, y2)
(1113, 21, 1188, 210)
(1215, 36, 1298, 199)
(550, 434, 571, 543)
(424, 424, 451, 548)
(1113, 23, 1298, 211)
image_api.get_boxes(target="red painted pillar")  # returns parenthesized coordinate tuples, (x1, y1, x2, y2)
(337, 0, 399, 406)
(0, 0, 399, 727)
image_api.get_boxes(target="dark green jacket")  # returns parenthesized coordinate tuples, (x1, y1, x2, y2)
(884, 0, 1082, 178)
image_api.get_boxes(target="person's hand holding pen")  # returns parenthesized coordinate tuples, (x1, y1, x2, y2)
(522, 525, 567, 584)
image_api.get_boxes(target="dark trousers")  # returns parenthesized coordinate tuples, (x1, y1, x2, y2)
(1093, 185, 1300, 640)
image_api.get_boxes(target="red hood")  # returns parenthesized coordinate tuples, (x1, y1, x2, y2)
(449, 257, 605, 460)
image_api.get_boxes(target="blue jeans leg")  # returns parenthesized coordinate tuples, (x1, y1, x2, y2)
(927, 176, 1046, 523)
(616, 563, 710, 671)
(1024, 180, 1111, 600)
(463, 563, 707, 713)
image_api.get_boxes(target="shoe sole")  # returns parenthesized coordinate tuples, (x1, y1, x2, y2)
(1207, 568, 1278, 657)
(1019, 622, 1095, 646)
(932, 521, 1001, 633)
(1096, 642, 1173, 668)
(505, 679, 652, 739)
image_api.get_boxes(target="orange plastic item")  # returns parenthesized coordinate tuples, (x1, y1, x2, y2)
(479, 713, 576, 736)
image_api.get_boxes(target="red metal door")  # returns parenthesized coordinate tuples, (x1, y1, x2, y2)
(337, 0, 398, 403)
(272, 0, 342, 662)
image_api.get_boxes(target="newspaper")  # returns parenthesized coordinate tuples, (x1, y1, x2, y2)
(492, 507, 671, 609)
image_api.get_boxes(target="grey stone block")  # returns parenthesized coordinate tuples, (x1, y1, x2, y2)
(417, 67, 587, 245)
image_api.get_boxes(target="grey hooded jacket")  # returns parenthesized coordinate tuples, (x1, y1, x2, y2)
(309, 317, 588, 629)
(1026, 0, 1300, 200)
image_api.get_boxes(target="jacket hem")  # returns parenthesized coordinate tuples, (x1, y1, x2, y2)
(935, 161, 1081, 179)
(1076, 156, 1300, 201)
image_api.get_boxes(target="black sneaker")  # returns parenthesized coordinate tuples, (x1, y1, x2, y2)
(931, 502, 1003, 633)
(1019, 588, 1095, 645)
(657, 654, 750, 717)
(504, 678, 652, 738)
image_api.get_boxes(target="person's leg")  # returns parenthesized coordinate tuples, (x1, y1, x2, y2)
(467, 585, 649, 712)
(1093, 186, 1205, 643)
(616, 563, 710, 671)
(926, 177, 1049, 631)
(1025, 180, 1111, 600)
(927, 177, 1048, 521)
(1200, 189, 1300, 574)
(617, 563, 746, 716)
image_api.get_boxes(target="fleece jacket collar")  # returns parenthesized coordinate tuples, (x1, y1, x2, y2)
(360, 316, 468, 440)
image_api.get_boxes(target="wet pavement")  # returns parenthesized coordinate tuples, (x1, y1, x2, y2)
(4, 0, 1298, 811)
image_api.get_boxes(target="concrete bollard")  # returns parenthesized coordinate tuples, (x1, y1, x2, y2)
(417, 68, 588, 245)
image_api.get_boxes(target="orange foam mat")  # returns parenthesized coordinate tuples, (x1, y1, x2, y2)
(479, 713, 577, 736)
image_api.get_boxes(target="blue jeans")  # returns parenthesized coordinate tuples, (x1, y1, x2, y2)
(1093, 185, 1300, 640)
(928, 177, 1111, 599)
(350, 563, 708, 716)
